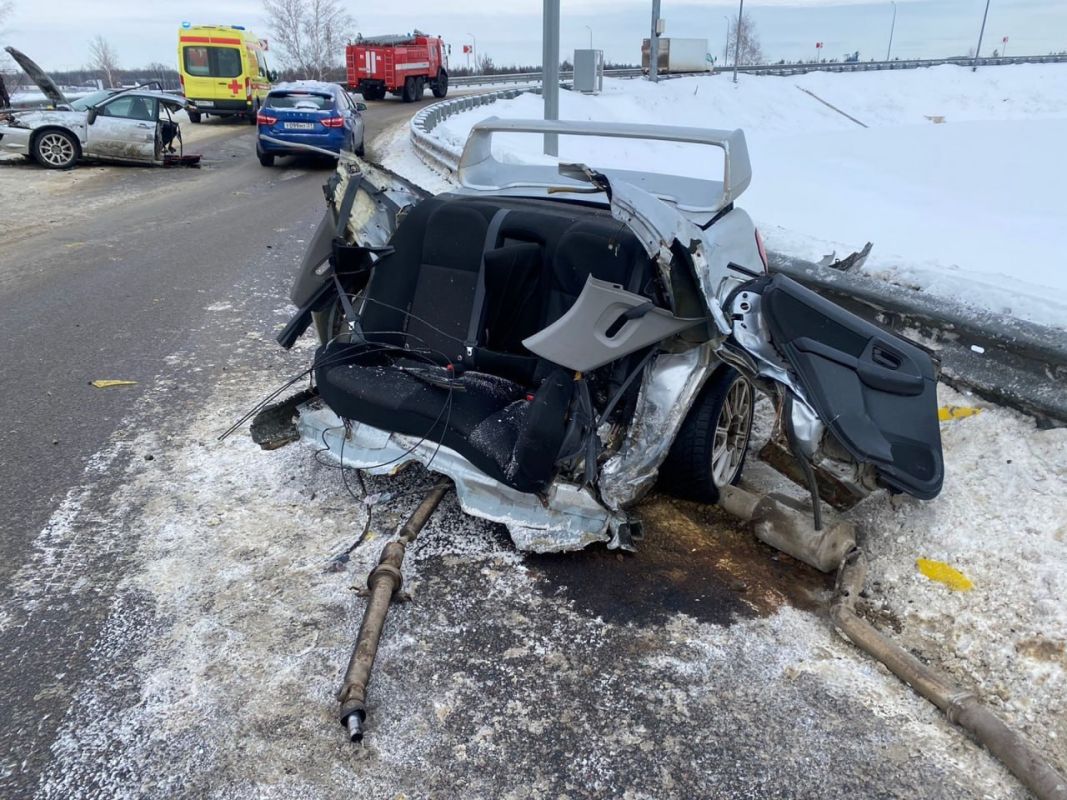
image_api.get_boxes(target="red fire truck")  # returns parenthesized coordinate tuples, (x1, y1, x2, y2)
(346, 31, 449, 102)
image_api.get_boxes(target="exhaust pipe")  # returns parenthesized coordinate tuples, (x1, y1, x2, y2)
(718, 484, 855, 573)
(337, 481, 451, 742)
(832, 548, 1067, 800)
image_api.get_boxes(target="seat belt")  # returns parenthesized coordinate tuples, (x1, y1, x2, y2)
(464, 209, 510, 360)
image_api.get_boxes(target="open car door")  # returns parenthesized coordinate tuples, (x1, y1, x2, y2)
(758, 274, 943, 499)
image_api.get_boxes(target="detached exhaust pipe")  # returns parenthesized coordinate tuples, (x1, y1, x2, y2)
(832, 549, 1067, 800)
(718, 484, 855, 573)
(337, 481, 451, 742)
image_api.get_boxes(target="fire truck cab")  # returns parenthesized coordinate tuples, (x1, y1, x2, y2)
(346, 31, 448, 102)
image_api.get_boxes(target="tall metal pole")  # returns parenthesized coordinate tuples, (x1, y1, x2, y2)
(972, 0, 991, 71)
(886, 1, 897, 61)
(543, 0, 560, 155)
(649, 0, 661, 82)
(733, 0, 744, 83)
(467, 33, 477, 73)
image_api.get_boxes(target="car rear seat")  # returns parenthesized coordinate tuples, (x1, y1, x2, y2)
(315, 195, 654, 493)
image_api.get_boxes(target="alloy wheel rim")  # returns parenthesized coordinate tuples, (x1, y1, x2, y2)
(711, 377, 753, 487)
(40, 133, 74, 166)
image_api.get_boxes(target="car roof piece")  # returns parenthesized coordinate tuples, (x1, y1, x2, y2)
(457, 117, 752, 218)
(4, 46, 70, 107)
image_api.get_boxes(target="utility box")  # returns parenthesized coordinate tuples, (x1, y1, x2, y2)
(573, 49, 604, 94)
(641, 37, 709, 74)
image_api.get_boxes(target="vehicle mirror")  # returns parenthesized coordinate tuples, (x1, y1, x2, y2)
(268, 70, 279, 82)
(355, 102, 367, 112)
(87, 107, 98, 125)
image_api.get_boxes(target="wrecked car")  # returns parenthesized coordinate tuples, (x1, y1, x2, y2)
(0, 47, 194, 169)
(271, 117, 944, 553)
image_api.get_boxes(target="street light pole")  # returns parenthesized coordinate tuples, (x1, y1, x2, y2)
(649, 0, 661, 82)
(886, 1, 897, 61)
(467, 33, 477, 74)
(972, 0, 991, 71)
(543, 0, 560, 155)
(733, 0, 744, 84)
(585, 25, 593, 49)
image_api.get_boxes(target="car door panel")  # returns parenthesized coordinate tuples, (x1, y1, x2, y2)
(759, 273, 943, 499)
(86, 96, 158, 163)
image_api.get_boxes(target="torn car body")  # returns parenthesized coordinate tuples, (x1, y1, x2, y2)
(0, 47, 194, 169)
(275, 118, 944, 553)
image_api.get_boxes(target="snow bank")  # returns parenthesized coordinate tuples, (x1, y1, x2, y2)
(429, 65, 1067, 328)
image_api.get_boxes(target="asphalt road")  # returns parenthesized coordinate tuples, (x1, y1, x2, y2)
(0, 96, 432, 797)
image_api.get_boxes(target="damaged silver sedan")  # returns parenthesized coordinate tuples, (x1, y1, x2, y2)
(0, 47, 194, 169)
(270, 118, 944, 554)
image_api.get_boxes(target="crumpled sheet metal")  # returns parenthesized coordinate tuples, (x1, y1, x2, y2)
(297, 401, 620, 553)
(598, 345, 718, 511)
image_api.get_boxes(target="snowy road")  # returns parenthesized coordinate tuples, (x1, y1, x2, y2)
(1, 96, 1064, 799)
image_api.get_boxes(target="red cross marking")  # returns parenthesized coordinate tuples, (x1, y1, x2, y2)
(228, 79, 241, 94)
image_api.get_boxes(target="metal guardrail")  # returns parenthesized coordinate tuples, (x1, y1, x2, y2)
(410, 86, 540, 176)
(448, 53, 1067, 86)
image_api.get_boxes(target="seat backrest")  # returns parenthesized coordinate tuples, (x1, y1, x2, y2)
(360, 197, 496, 362)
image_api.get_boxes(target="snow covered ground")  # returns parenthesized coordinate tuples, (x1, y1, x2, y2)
(403, 64, 1067, 329)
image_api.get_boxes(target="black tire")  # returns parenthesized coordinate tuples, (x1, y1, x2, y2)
(188, 110, 202, 124)
(432, 70, 448, 98)
(355, 137, 365, 158)
(659, 366, 754, 503)
(258, 148, 275, 167)
(33, 128, 79, 170)
(401, 77, 416, 103)
(367, 85, 386, 101)
(415, 77, 425, 99)
(247, 102, 259, 125)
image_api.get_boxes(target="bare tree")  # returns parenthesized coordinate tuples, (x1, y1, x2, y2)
(0, 1, 15, 106)
(727, 13, 763, 67)
(88, 35, 120, 87)
(262, 0, 354, 80)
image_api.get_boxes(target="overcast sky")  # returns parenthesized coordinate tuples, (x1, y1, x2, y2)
(3, 0, 1065, 72)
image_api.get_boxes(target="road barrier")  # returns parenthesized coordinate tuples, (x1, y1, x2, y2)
(449, 53, 1067, 87)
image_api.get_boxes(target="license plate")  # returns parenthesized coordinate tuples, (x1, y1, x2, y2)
(284, 122, 314, 130)
(196, 100, 214, 107)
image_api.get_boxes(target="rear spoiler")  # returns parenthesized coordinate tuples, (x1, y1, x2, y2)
(458, 117, 752, 214)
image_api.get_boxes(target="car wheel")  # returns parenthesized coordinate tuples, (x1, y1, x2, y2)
(33, 129, 79, 170)
(258, 150, 275, 167)
(415, 77, 425, 99)
(188, 111, 202, 124)
(432, 70, 448, 98)
(401, 77, 416, 103)
(355, 137, 365, 158)
(248, 102, 259, 125)
(659, 366, 754, 503)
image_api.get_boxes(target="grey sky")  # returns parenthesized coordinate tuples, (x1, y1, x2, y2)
(3, 0, 1065, 72)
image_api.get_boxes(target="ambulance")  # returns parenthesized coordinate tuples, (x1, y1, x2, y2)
(177, 24, 275, 123)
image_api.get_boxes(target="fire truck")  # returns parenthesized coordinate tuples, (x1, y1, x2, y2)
(346, 31, 449, 102)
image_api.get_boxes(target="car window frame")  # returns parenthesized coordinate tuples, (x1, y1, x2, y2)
(97, 94, 159, 122)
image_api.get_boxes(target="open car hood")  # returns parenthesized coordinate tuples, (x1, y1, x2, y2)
(4, 46, 69, 108)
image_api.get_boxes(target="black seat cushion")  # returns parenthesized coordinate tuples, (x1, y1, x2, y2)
(316, 342, 572, 493)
